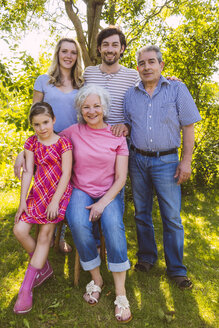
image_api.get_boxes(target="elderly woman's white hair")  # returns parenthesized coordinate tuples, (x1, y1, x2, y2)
(75, 84, 110, 123)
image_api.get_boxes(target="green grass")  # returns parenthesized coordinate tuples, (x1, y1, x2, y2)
(0, 188, 218, 328)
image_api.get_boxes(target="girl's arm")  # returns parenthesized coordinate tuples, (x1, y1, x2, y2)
(86, 155, 128, 222)
(46, 150, 72, 220)
(15, 149, 34, 223)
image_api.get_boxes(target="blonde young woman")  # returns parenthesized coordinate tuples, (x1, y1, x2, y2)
(14, 37, 83, 253)
(33, 37, 83, 132)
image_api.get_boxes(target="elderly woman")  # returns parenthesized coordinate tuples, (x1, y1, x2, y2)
(61, 84, 132, 323)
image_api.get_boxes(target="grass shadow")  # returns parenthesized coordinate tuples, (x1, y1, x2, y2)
(0, 189, 218, 327)
(123, 191, 218, 328)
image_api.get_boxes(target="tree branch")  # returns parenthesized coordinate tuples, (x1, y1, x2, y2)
(89, 2, 105, 63)
(126, 0, 175, 46)
(65, 0, 93, 66)
(86, 0, 105, 63)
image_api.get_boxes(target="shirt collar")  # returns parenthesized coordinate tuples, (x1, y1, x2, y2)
(136, 75, 170, 93)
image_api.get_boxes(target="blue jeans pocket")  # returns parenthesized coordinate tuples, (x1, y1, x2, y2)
(160, 153, 178, 164)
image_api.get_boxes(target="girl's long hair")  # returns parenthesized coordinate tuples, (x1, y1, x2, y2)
(48, 38, 84, 89)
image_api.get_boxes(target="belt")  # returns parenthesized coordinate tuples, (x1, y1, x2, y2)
(130, 144, 177, 157)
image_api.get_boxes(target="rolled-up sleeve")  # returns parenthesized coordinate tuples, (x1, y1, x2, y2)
(176, 83, 202, 126)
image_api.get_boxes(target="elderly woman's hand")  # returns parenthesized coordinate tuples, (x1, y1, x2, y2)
(14, 151, 26, 179)
(86, 201, 106, 222)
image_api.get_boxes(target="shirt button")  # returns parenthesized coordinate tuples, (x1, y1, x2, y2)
(149, 127, 152, 130)
(149, 103, 152, 107)
(149, 115, 152, 118)
(150, 139, 153, 142)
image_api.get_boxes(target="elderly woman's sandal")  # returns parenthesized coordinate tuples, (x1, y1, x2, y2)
(114, 295, 132, 323)
(83, 280, 102, 306)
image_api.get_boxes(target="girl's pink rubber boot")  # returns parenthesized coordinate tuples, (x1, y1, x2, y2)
(29, 253, 53, 288)
(14, 263, 39, 314)
(34, 260, 53, 287)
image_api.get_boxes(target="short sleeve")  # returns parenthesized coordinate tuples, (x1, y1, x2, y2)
(59, 124, 76, 141)
(116, 136, 129, 156)
(176, 83, 202, 126)
(59, 136, 73, 155)
(24, 135, 36, 152)
(34, 74, 48, 93)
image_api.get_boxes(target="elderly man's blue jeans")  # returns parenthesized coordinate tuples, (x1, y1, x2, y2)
(129, 150, 187, 277)
(66, 188, 130, 272)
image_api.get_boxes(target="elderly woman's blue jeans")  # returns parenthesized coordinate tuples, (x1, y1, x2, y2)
(129, 150, 187, 277)
(92, 187, 125, 247)
(66, 188, 130, 272)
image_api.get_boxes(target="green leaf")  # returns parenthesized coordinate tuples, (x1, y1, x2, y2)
(48, 301, 60, 309)
(23, 318, 30, 328)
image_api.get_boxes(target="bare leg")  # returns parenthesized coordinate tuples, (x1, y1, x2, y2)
(112, 271, 131, 322)
(31, 223, 56, 269)
(13, 221, 35, 254)
(83, 266, 103, 304)
(112, 271, 126, 296)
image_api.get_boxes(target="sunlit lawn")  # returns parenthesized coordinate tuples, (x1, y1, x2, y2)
(0, 187, 218, 328)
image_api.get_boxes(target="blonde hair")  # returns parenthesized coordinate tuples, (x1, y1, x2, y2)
(48, 38, 84, 89)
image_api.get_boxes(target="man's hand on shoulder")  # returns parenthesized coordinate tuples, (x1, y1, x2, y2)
(111, 124, 129, 137)
(166, 76, 182, 82)
(174, 159, 192, 185)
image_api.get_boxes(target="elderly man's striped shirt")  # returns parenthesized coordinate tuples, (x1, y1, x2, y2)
(124, 76, 202, 151)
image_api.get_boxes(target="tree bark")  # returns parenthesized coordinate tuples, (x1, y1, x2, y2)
(65, 0, 105, 66)
(65, 0, 93, 67)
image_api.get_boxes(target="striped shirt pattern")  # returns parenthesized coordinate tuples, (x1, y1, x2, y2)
(124, 76, 202, 151)
(84, 65, 140, 125)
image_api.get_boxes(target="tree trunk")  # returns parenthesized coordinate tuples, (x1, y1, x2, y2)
(65, 0, 105, 67)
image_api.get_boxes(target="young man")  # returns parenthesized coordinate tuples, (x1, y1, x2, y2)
(124, 45, 202, 289)
(84, 26, 140, 136)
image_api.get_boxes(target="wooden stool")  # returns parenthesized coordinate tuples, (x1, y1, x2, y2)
(54, 219, 106, 286)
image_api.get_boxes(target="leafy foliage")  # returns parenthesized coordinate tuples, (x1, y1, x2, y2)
(0, 0, 47, 34)
(160, 1, 219, 187)
(1, 52, 50, 130)
(0, 52, 50, 189)
(0, 122, 29, 189)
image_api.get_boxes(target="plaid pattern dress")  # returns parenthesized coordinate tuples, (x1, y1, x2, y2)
(19, 135, 73, 224)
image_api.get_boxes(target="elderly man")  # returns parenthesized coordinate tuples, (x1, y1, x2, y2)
(124, 45, 201, 289)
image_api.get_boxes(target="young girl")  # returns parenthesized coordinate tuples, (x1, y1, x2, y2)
(13, 102, 73, 314)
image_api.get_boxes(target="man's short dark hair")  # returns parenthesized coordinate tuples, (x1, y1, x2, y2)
(97, 26, 127, 58)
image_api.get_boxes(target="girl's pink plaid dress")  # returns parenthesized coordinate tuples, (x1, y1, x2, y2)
(19, 135, 73, 224)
